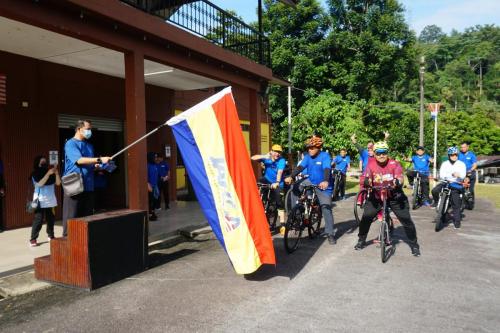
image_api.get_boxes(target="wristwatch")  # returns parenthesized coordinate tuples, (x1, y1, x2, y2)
(96, 157, 102, 164)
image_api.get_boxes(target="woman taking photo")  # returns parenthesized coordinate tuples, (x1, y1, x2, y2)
(29, 155, 61, 247)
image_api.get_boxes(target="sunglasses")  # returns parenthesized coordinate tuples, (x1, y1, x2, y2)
(375, 151, 388, 156)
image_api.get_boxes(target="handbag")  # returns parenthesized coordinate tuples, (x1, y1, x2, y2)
(61, 172, 84, 197)
(26, 183, 40, 214)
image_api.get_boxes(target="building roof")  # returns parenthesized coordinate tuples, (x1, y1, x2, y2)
(477, 155, 500, 168)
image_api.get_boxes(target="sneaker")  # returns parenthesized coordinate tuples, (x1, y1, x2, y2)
(453, 220, 461, 229)
(48, 236, 55, 242)
(149, 214, 158, 221)
(376, 210, 383, 222)
(410, 242, 421, 257)
(430, 202, 438, 208)
(29, 239, 38, 247)
(327, 235, 336, 245)
(354, 239, 365, 250)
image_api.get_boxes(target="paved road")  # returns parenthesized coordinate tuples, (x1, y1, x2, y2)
(1, 197, 499, 332)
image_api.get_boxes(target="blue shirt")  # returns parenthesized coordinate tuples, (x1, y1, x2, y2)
(412, 153, 431, 175)
(63, 138, 95, 191)
(262, 157, 286, 187)
(360, 149, 369, 172)
(157, 161, 170, 178)
(299, 151, 332, 193)
(458, 151, 477, 172)
(333, 155, 350, 174)
(148, 163, 159, 187)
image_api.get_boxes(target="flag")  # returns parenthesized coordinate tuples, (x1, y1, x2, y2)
(166, 87, 275, 274)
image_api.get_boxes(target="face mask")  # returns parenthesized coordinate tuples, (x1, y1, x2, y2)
(83, 129, 92, 139)
(39, 163, 48, 169)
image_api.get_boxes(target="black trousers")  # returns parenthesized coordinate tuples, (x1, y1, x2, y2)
(149, 191, 156, 215)
(159, 180, 170, 208)
(432, 184, 462, 223)
(468, 173, 476, 200)
(258, 177, 282, 209)
(30, 207, 55, 241)
(338, 173, 347, 198)
(406, 170, 430, 201)
(0, 198, 3, 230)
(358, 192, 417, 243)
(62, 191, 94, 237)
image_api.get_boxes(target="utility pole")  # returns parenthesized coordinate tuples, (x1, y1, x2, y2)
(479, 60, 483, 98)
(419, 56, 425, 147)
(287, 84, 292, 154)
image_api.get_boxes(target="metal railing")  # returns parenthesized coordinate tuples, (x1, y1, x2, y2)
(121, 0, 271, 67)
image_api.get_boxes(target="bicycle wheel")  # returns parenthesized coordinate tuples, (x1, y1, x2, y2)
(332, 176, 340, 201)
(284, 188, 293, 214)
(412, 181, 420, 210)
(266, 202, 278, 230)
(380, 221, 388, 263)
(354, 190, 367, 224)
(307, 205, 322, 238)
(435, 194, 446, 232)
(284, 205, 304, 253)
(465, 190, 474, 210)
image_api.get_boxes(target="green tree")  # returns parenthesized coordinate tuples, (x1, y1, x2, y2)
(418, 25, 445, 44)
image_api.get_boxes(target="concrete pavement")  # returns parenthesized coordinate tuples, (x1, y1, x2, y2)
(0, 196, 499, 332)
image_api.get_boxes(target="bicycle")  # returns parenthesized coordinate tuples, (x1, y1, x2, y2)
(331, 169, 342, 201)
(369, 184, 396, 263)
(283, 185, 322, 253)
(257, 183, 278, 230)
(411, 172, 424, 210)
(434, 180, 464, 231)
(462, 181, 474, 211)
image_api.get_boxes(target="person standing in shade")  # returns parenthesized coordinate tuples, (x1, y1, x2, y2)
(332, 148, 350, 200)
(405, 146, 433, 206)
(0, 159, 5, 232)
(458, 141, 477, 208)
(156, 155, 170, 210)
(62, 120, 111, 237)
(29, 155, 61, 247)
(147, 152, 160, 221)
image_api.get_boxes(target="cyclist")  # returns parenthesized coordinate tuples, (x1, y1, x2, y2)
(458, 141, 477, 207)
(251, 144, 286, 229)
(354, 141, 421, 257)
(332, 148, 350, 200)
(285, 136, 336, 245)
(431, 146, 466, 228)
(406, 146, 433, 206)
(351, 131, 389, 205)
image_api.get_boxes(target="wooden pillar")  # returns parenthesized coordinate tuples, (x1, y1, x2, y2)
(124, 51, 148, 211)
(249, 88, 261, 177)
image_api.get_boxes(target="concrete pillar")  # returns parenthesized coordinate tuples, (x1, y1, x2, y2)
(124, 51, 148, 211)
(249, 88, 261, 177)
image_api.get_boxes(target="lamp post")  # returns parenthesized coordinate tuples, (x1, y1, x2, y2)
(419, 56, 425, 146)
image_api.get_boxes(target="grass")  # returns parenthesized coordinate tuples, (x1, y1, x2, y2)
(475, 183, 500, 209)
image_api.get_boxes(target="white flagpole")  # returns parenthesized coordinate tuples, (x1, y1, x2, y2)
(433, 104, 438, 184)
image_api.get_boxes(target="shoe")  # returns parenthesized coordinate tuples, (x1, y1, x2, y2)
(453, 220, 461, 229)
(376, 210, 383, 222)
(149, 214, 158, 221)
(29, 239, 38, 247)
(354, 239, 365, 250)
(410, 242, 421, 257)
(430, 202, 438, 208)
(327, 235, 336, 245)
(48, 236, 55, 242)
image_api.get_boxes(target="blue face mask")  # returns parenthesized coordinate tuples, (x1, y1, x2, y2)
(83, 129, 92, 139)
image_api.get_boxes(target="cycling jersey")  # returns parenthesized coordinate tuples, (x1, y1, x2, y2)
(458, 151, 477, 172)
(261, 157, 286, 187)
(298, 151, 332, 193)
(364, 159, 403, 199)
(333, 155, 350, 174)
(411, 153, 431, 175)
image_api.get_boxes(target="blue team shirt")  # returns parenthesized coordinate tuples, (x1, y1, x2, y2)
(299, 151, 332, 193)
(412, 153, 431, 175)
(458, 151, 477, 172)
(333, 155, 350, 174)
(360, 149, 369, 172)
(157, 161, 170, 178)
(262, 157, 286, 187)
(63, 138, 95, 191)
(148, 163, 159, 187)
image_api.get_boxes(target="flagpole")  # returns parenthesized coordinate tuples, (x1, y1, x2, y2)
(111, 123, 168, 160)
(433, 104, 438, 185)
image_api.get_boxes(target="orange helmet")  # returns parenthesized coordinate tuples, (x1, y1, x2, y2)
(306, 136, 323, 148)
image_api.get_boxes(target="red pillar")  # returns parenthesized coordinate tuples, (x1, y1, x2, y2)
(124, 51, 148, 211)
(249, 88, 261, 177)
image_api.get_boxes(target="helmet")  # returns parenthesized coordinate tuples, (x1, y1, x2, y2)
(373, 141, 389, 153)
(306, 136, 323, 148)
(447, 146, 458, 155)
(271, 144, 283, 153)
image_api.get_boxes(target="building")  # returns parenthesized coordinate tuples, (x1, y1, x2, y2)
(0, 0, 290, 229)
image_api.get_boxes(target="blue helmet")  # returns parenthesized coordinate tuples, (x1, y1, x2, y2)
(447, 146, 458, 155)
